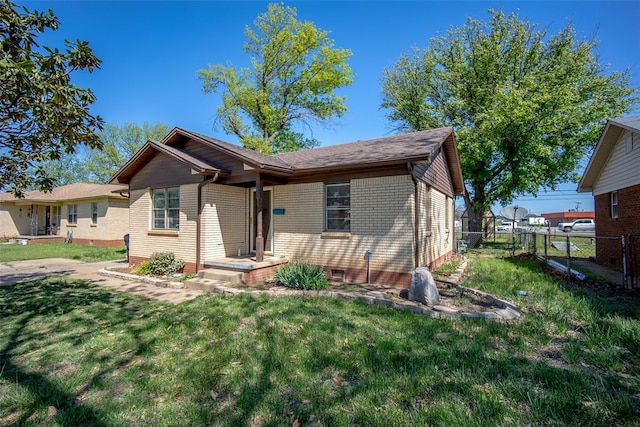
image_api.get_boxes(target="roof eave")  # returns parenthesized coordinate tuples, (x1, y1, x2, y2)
(577, 121, 623, 193)
(170, 128, 295, 173)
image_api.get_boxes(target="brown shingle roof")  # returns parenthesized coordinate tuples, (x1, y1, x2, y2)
(109, 125, 464, 195)
(0, 183, 128, 203)
(275, 127, 453, 169)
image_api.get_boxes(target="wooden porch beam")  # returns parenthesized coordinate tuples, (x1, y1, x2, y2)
(255, 174, 264, 262)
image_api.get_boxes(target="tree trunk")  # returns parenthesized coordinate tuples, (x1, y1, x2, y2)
(464, 192, 486, 248)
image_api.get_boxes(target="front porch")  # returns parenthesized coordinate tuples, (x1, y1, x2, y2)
(201, 255, 290, 285)
(13, 235, 65, 244)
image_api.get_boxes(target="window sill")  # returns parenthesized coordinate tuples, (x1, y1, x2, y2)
(321, 232, 351, 239)
(66, 224, 77, 227)
(148, 230, 179, 237)
(90, 224, 97, 228)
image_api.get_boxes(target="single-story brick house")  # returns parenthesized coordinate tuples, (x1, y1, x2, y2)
(0, 183, 129, 246)
(578, 116, 640, 281)
(109, 127, 465, 286)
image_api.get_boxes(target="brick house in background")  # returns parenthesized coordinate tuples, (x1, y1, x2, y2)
(109, 127, 465, 286)
(578, 116, 640, 284)
(0, 183, 129, 246)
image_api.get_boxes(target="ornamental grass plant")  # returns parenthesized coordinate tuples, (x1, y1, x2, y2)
(273, 261, 328, 290)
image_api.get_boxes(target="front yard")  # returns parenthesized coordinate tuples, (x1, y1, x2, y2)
(0, 242, 126, 263)
(1, 256, 639, 426)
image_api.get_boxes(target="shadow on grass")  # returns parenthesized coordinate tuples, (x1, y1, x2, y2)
(2, 274, 638, 425)
(181, 293, 638, 425)
(0, 277, 164, 426)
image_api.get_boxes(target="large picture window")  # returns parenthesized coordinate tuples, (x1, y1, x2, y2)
(152, 187, 180, 229)
(67, 204, 78, 224)
(325, 183, 350, 231)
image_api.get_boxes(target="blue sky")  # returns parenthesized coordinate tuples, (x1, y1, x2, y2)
(25, 0, 640, 215)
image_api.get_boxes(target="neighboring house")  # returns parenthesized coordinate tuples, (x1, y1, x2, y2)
(540, 211, 595, 228)
(578, 116, 640, 278)
(0, 183, 129, 246)
(110, 127, 465, 286)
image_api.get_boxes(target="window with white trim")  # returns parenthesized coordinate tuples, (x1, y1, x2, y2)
(610, 191, 618, 218)
(152, 187, 180, 229)
(325, 183, 350, 231)
(91, 202, 98, 224)
(68, 204, 78, 224)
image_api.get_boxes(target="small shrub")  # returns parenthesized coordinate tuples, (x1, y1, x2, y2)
(135, 252, 185, 276)
(274, 261, 328, 290)
(135, 260, 152, 276)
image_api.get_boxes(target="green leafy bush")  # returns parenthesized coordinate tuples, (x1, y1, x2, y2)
(139, 252, 185, 276)
(273, 261, 328, 290)
(135, 260, 151, 276)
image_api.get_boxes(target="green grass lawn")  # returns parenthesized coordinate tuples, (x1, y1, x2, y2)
(1, 256, 638, 426)
(0, 242, 126, 263)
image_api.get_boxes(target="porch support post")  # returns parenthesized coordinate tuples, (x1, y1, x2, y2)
(255, 175, 264, 262)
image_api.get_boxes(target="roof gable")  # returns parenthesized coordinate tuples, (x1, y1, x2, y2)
(578, 115, 640, 193)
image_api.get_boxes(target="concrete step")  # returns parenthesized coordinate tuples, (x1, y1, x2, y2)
(197, 268, 244, 284)
(184, 277, 228, 292)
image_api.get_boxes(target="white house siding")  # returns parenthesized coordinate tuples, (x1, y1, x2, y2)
(424, 189, 453, 266)
(273, 175, 415, 275)
(593, 129, 640, 195)
(128, 184, 199, 263)
(416, 181, 429, 267)
(202, 184, 247, 259)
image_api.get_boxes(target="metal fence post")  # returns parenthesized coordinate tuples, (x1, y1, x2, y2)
(544, 233, 548, 260)
(566, 234, 571, 285)
(621, 235, 628, 289)
(532, 232, 537, 257)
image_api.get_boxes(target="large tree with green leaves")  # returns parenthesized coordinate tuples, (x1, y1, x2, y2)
(0, 0, 103, 196)
(84, 122, 170, 183)
(381, 10, 637, 236)
(197, 3, 353, 154)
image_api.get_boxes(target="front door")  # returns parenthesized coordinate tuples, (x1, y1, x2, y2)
(251, 189, 273, 254)
(45, 206, 51, 235)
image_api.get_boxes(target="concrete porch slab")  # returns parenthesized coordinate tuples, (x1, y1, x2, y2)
(204, 255, 289, 271)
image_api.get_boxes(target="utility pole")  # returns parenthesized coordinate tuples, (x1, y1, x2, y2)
(575, 201, 582, 212)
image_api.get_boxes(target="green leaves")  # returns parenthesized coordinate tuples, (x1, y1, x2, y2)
(0, 1, 103, 197)
(197, 3, 353, 154)
(84, 122, 170, 183)
(381, 9, 637, 226)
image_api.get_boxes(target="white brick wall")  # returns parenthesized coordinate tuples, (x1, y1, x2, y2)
(273, 176, 415, 273)
(202, 184, 247, 258)
(128, 175, 455, 270)
(129, 184, 199, 262)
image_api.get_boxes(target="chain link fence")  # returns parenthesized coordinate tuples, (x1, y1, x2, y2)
(455, 229, 637, 289)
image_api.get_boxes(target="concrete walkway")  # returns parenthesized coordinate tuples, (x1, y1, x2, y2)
(0, 258, 203, 304)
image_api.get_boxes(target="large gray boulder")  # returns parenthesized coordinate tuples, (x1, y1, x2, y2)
(408, 267, 440, 306)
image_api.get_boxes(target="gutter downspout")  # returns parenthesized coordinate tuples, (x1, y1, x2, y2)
(407, 162, 420, 270)
(195, 173, 219, 273)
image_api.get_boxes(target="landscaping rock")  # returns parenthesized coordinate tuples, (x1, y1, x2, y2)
(408, 267, 440, 306)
